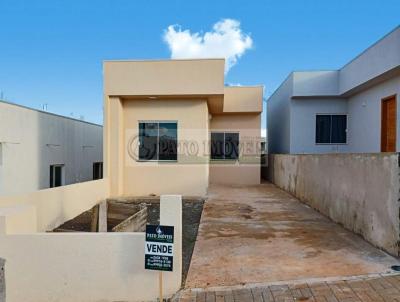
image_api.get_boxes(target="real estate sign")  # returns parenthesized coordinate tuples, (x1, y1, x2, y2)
(145, 225, 174, 271)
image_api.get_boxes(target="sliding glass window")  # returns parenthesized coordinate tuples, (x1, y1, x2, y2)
(139, 122, 177, 161)
(316, 115, 347, 144)
(211, 132, 239, 160)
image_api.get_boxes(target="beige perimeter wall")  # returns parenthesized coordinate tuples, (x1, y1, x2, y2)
(0, 179, 109, 232)
(268, 153, 400, 256)
(0, 195, 182, 302)
(210, 114, 261, 185)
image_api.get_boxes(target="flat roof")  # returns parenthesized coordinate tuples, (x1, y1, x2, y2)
(0, 99, 102, 127)
(103, 58, 225, 63)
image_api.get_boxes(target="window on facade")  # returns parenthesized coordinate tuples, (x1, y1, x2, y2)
(316, 115, 347, 144)
(138, 122, 177, 161)
(50, 164, 64, 188)
(93, 162, 103, 180)
(211, 132, 239, 160)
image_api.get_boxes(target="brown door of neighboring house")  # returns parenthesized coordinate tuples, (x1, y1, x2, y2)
(381, 95, 397, 152)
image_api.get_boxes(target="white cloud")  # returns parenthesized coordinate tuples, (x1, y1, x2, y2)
(163, 19, 253, 73)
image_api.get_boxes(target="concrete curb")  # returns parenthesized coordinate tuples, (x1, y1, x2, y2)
(181, 271, 400, 293)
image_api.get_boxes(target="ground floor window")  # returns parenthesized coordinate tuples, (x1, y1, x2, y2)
(93, 162, 103, 180)
(50, 164, 64, 188)
(316, 114, 347, 144)
(211, 132, 239, 160)
(138, 122, 177, 161)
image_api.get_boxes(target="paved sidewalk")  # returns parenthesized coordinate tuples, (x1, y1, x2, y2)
(174, 274, 400, 301)
(185, 183, 399, 288)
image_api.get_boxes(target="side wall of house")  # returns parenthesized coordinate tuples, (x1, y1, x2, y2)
(122, 99, 209, 196)
(0, 102, 103, 196)
(267, 74, 293, 154)
(209, 114, 261, 185)
(290, 98, 349, 154)
(347, 75, 400, 152)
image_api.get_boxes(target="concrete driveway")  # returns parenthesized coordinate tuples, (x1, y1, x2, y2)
(185, 183, 399, 289)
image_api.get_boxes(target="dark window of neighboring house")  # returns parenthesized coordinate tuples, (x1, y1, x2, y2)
(331, 115, 347, 144)
(93, 162, 103, 180)
(211, 132, 239, 160)
(316, 115, 347, 144)
(138, 122, 177, 161)
(50, 165, 64, 188)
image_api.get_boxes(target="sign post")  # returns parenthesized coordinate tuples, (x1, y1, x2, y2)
(145, 225, 174, 302)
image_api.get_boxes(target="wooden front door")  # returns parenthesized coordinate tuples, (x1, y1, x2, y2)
(381, 95, 397, 152)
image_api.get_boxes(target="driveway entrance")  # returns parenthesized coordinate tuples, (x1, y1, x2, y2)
(185, 183, 399, 289)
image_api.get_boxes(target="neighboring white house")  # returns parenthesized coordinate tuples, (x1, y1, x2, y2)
(0, 100, 103, 196)
(268, 26, 400, 154)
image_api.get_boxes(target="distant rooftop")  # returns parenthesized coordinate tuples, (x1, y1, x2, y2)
(0, 99, 102, 127)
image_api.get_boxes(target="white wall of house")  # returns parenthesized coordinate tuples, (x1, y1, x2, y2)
(0, 101, 103, 196)
(290, 98, 348, 154)
(347, 75, 400, 153)
(267, 74, 293, 154)
(292, 71, 339, 96)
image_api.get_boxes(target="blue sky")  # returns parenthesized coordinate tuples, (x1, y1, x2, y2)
(0, 0, 399, 133)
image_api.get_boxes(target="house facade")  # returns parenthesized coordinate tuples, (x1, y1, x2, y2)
(103, 59, 263, 197)
(0, 100, 103, 196)
(268, 26, 400, 154)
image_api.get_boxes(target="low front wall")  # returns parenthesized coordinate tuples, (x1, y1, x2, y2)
(0, 233, 180, 302)
(0, 195, 182, 302)
(268, 153, 400, 256)
(0, 179, 109, 232)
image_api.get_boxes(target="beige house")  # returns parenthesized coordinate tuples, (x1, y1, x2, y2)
(0, 58, 262, 302)
(103, 59, 263, 197)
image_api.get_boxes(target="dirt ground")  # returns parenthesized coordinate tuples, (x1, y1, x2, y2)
(185, 183, 400, 289)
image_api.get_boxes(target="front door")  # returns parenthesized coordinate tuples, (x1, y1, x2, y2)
(381, 95, 397, 152)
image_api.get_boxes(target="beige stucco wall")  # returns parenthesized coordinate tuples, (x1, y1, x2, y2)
(0, 195, 182, 302)
(122, 99, 209, 196)
(0, 205, 37, 234)
(223, 86, 263, 113)
(103, 59, 225, 96)
(0, 179, 109, 232)
(210, 114, 261, 185)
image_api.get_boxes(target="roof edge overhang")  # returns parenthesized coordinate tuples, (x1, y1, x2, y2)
(291, 65, 400, 99)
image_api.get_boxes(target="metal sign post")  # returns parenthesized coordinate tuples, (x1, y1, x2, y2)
(145, 225, 174, 302)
